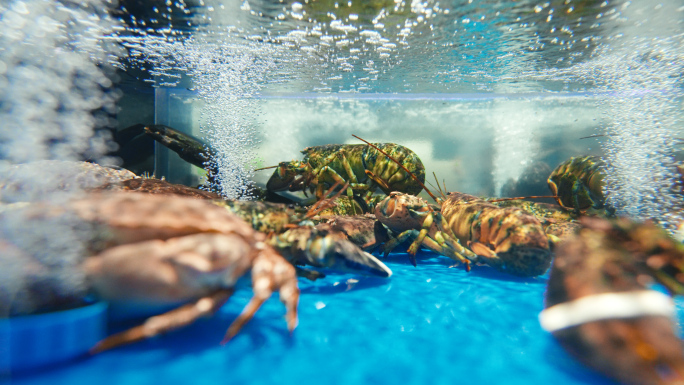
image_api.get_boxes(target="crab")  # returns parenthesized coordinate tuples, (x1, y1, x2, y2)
(2, 191, 299, 353)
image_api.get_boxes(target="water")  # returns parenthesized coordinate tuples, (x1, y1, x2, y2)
(6, 252, 653, 385)
(118, 0, 684, 224)
(155, 89, 607, 195)
(1, 0, 683, 384)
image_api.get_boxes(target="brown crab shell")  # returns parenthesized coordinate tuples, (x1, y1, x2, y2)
(98, 178, 223, 200)
(67, 192, 265, 252)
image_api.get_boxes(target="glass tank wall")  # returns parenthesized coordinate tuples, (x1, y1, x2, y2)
(155, 89, 608, 198)
(135, 0, 684, 226)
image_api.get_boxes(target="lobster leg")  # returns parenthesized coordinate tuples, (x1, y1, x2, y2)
(381, 228, 473, 268)
(406, 209, 435, 254)
(336, 150, 359, 184)
(312, 149, 360, 201)
(316, 167, 351, 210)
(90, 289, 234, 354)
(317, 166, 371, 193)
(435, 212, 478, 260)
(420, 235, 472, 269)
(313, 149, 359, 184)
(364, 169, 392, 195)
(468, 241, 500, 267)
(381, 229, 420, 266)
(316, 166, 370, 199)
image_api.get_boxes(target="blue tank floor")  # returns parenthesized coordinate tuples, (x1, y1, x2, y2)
(9, 250, 681, 385)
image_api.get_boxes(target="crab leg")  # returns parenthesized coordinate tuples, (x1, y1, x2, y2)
(90, 289, 234, 354)
(223, 248, 300, 343)
(222, 295, 270, 344)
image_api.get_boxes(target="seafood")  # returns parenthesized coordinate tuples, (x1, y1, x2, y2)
(309, 194, 387, 217)
(542, 217, 684, 385)
(316, 214, 390, 252)
(216, 195, 392, 279)
(99, 175, 300, 233)
(547, 156, 609, 214)
(313, 195, 367, 217)
(104, 178, 392, 278)
(438, 192, 553, 276)
(543, 221, 582, 241)
(489, 199, 576, 223)
(263, 143, 426, 202)
(2, 192, 299, 352)
(128, 124, 278, 200)
(0, 160, 137, 203)
(99, 176, 223, 200)
(356, 137, 552, 276)
(214, 199, 305, 234)
(268, 225, 392, 278)
(374, 192, 478, 268)
(490, 199, 581, 242)
(142, 125, 214, 172)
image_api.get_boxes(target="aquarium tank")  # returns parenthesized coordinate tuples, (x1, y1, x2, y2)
(0, 0, 683, 384)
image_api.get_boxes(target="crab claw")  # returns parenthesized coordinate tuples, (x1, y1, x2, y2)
(222, 245, 299, 343)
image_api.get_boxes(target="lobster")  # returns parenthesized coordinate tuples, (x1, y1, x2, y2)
(547, 156, 610, 215)
(355, 136, 553, 277)
(261, 143, 426, 204)
(542, 217, 684, 385)
(489, 199, 581, 243)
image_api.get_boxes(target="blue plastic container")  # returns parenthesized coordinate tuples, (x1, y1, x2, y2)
(0, 302, 107, 374)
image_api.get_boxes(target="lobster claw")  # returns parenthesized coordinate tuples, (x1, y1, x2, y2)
(321, 237, 393, 278)
(270, 227, 392, 278)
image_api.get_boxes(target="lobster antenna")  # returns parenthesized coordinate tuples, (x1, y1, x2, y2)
(426, 180, 440, 194)
(352, 134, 439, 202)
(432, 172, 447, 199)
(254, 165, 278, 171)
(487, 195, 558, 203)
(579, 134, 607, 139)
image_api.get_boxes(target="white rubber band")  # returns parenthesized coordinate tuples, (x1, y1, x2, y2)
(539, 290, 675, 333)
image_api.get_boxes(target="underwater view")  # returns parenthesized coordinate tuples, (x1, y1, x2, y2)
(1, 0, 683, 384)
